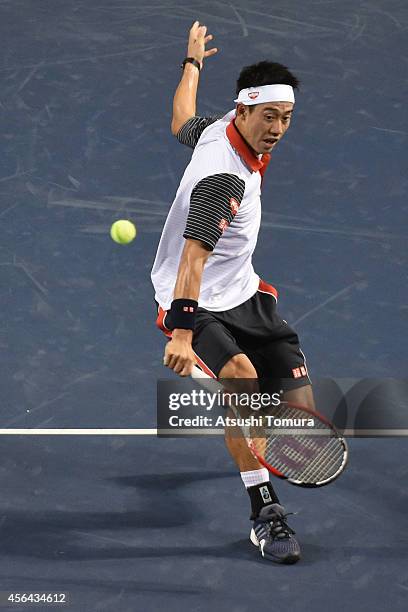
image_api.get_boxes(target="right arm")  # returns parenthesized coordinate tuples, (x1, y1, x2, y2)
(164, 239, 211, 377)
(171, 21, 218, 136)
(163, 173, 246, 377)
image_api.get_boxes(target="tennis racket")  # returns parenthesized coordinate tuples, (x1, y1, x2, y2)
(191, 365, 348, 487)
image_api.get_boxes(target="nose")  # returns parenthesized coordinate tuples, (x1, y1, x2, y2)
(269, 118, 284, 137)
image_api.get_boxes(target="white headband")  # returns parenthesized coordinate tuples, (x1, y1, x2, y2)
(234, 84, 295, 105)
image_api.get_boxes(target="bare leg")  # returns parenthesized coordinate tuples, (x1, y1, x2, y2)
(283, 384, 315, 409)
(220, 354, 263, 471)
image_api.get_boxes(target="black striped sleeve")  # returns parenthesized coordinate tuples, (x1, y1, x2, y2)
(176, 116, 221, 148)
(183, 173, 246, 251)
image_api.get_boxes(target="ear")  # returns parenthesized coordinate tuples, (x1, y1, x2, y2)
(236, 103, 248, 119)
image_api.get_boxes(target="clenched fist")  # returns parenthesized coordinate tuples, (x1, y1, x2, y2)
(163, 329, 197, 377)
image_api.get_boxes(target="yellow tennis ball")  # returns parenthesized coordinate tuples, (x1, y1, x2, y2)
(110, 220, 137, 244)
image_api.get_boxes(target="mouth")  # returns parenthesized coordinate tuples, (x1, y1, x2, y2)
(263, 138, 278, 146)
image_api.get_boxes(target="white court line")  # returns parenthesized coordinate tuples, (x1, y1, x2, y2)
(291, 282, 358, 326)
(0, 428, 220, 436)
(0, 429, 407, 436)
(0, 429, 158, 435)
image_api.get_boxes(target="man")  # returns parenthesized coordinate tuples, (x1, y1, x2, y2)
(151, 22, 314, 564)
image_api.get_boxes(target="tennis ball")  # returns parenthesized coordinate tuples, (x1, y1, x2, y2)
(110, 220, 137, 244)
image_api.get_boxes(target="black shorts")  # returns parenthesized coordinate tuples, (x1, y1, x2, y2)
(156, 280, 311, 392)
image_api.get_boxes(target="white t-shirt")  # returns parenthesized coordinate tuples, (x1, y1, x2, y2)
(151, 110, 271, 312)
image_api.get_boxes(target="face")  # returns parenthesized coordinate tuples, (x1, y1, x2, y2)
(235, 101, 294, 155)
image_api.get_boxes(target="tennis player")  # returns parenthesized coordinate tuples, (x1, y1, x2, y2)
(152, 21, 315, 564)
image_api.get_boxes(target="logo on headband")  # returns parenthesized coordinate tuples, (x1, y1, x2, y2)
(248, 92, 259, 100)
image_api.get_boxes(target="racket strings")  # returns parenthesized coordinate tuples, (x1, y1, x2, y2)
(297, 438, 345, 483)
(265, 435, 322, 477)
(258, 405, 345, 484)
(265, 434, 344, 483)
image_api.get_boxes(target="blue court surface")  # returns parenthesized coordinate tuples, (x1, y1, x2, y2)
(0, 1, 407, 610)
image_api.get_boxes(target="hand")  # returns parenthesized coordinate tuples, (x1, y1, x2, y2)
(163, 330, 196, 377)
(187, 21, 218, 69)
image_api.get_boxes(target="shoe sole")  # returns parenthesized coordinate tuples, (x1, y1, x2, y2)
(250, 528, 301, 564)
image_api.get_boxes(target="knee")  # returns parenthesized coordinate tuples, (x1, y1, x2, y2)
(284, 385, 315, 410)
(220, 354, 258, 379)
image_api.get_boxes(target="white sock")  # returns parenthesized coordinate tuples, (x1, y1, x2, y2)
(240, 468, 270, 489)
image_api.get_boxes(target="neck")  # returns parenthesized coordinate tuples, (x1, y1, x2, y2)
(233, 119, 260, 157)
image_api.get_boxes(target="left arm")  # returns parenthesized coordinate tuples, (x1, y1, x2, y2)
(171, 21, 218, 135)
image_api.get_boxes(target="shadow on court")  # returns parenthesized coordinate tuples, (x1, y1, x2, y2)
(0, 436, 407, 611)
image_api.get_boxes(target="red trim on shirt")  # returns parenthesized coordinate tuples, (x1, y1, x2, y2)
(156, 309, 217, 379)
(258, 279, 278, 300)
(156, 306, 172, 338)
(226, 119, 271, 175)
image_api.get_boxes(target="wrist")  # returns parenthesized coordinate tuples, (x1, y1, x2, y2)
(184, 61, 200, 72)
(172, 328, 193, 341)
(182, 57, 202, 72)
(169, 298, 198, 331)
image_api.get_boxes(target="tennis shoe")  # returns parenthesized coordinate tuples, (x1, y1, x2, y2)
(250, 503, 301, 564)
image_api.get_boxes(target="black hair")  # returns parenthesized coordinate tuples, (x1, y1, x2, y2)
(236, 61, 300, 96)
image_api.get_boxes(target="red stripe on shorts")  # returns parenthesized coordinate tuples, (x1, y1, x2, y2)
(192, 351, 217, 379)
